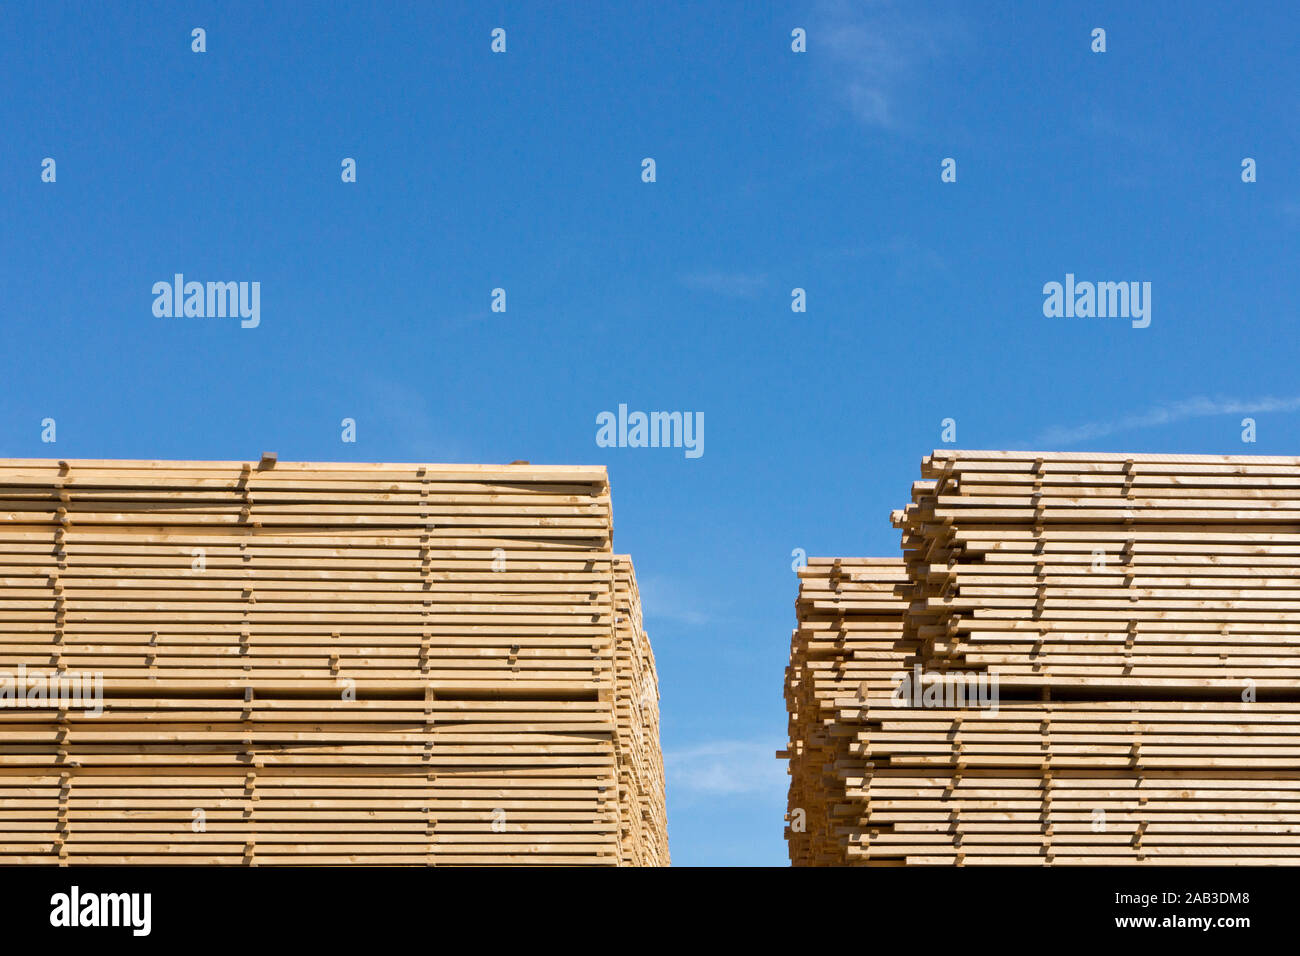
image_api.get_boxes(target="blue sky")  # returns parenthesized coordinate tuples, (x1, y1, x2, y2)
(2, 1, 1297, 865)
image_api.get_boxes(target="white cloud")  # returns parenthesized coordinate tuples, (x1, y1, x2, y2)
(1028, 395, 1300, 447)
(363, 377, 470, 460)
(682, 271, 768, 300)
(816, 0, 959, 129)
(638, 574, 713, 627)
(665, 740, 787, 797)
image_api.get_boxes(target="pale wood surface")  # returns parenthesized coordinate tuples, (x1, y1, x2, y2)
(0, 458, 667, 866)
(786, 451, 1300, 865)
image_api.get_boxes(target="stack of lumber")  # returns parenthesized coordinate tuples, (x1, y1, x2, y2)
(0, 457, 668, 866)
(612, 556, 669, 866)
(784, 558, 912, 866)
(785, 451, 1300, 865)
(899, 450, 1300, 692)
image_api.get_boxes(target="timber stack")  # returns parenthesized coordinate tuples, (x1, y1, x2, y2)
(612, 556, 669, 866)
(0, 457, 668, 865)
(785, 450, 1300, 865)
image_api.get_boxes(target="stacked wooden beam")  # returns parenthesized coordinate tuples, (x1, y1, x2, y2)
(900, 450, 1300, 692)
(784, 559, 912, 866)
(0, 457, 668, 865)
(785, 451, 1300, 865)
(612, 556, 669, 866)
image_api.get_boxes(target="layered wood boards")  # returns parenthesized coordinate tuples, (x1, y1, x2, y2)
(613, 557, 669, 866)
(785, 450, 1300, 865)
(0, 457, 667, 866)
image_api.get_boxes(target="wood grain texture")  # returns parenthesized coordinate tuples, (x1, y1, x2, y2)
(786, 451, 1300, 865)
(0, 458, 667, 866)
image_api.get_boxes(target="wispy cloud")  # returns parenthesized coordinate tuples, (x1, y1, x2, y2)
(1085, 106, 1174, 152)
(665, 740, 787, 797)
(638, 574, 713, 627)
(363, 377, 471, 460)
(682, 271, 768, 300)
(816, 0, 960, 129)
(1026, 395, 1300, 447)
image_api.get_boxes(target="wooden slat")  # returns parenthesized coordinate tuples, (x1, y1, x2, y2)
(787, 450, 1300, 865)
(0, 457, 667, 866)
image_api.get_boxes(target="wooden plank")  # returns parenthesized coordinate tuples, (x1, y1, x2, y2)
(787, 451, 1300, 865)
(0, 457, 667, 867)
